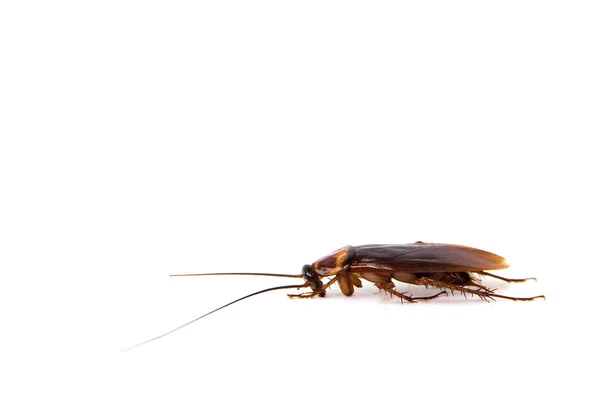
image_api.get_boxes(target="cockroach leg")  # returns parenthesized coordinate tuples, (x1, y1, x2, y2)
(374, 282, 415, 303)
(128, 243, 545, 351)
(479, 271, 537, 283)
(374, 282, 447, 303)
(416, 278, 545, 302)
(413, 290, 448, 300)
(287, 287, 319, 299)
(288, 271, 345, 298)
(287, 292, 320, 299)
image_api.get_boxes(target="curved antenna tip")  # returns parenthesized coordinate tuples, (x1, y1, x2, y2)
(122, 283, 307, 352)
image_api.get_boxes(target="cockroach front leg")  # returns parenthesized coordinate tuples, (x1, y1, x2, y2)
(288, 274, 343, 298)
(287, 291, 322, 299)
(288, 284, 323, 299)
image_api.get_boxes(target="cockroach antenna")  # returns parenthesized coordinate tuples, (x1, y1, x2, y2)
(170, 272, 303, 279)
(122, 272, 306, 352)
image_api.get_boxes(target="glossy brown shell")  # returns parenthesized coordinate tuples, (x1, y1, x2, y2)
(313, 243, 509, 276)
(349, 243, 509, 273)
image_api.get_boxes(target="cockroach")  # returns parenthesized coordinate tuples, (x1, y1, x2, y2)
(124, 242, 544, 351)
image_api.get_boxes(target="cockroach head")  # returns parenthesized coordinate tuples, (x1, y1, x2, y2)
(302, 264, 325, 297)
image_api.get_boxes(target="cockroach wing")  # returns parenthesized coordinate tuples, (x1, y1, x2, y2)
(350, 243, 509, 273)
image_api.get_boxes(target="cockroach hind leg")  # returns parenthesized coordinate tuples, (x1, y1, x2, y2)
(417, 278, 545, 302)
(479, 271, 537, 283)
(414, 290, 448, 301)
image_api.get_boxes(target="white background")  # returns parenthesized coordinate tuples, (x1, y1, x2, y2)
(1, 1, 598, 401)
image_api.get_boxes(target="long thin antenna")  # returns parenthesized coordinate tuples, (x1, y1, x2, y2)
(170, 272, 303, 278)
(122, 283, 306, 352)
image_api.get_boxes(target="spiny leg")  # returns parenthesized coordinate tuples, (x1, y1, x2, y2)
(417, 277, 545, 302)
(479, 271, 536, 283)
(374, 282, 447, 303)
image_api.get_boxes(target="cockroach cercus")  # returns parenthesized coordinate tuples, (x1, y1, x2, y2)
(124, 242, 544, 351)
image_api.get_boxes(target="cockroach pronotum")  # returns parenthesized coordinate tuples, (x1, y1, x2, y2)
(124, 242, 544, 350)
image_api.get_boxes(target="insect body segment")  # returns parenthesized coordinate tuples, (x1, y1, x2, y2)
(292, 243, 543, 302)
(312, 246, 355, 276)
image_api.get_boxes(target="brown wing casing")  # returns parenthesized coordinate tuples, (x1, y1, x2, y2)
(349, 243, 509, 274)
